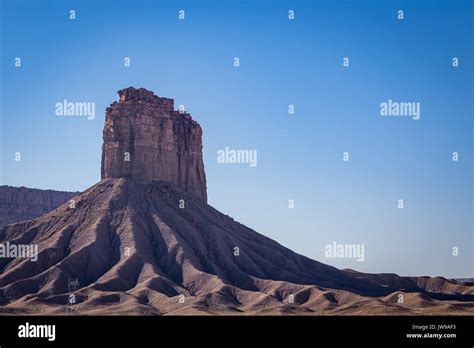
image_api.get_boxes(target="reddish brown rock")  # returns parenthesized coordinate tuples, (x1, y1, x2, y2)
(101, 87, 207, 202)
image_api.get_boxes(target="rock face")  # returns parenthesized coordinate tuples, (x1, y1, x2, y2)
(101, 87, 207, 202)
(0, 186, 78, 227)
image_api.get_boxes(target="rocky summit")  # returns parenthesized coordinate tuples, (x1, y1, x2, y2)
(0, 88, 473, 315)
(101, 87, 207, 202)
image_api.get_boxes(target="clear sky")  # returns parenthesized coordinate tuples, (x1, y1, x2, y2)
(0, 0, 472, 277)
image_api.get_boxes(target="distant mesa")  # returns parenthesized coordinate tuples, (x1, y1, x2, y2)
(101, 87, 207, 203)
(0, 186, 77, 228)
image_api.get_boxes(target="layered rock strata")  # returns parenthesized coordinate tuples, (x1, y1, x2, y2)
(101, 87, 207, 202)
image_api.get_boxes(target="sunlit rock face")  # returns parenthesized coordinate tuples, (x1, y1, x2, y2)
(101, 87, 207, 202)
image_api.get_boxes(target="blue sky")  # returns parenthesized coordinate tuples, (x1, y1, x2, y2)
(1, 0, 472, 277)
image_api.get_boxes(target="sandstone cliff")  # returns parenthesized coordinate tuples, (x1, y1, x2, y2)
(101, 87, 207, 202)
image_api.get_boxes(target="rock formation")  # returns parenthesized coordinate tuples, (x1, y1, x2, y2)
(0, 186, 77, 227)
(101, 87, 207, 202)
(0, 87, 473, 315)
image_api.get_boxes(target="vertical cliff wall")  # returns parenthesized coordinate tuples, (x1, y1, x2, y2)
(101, 87, 207, 202)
